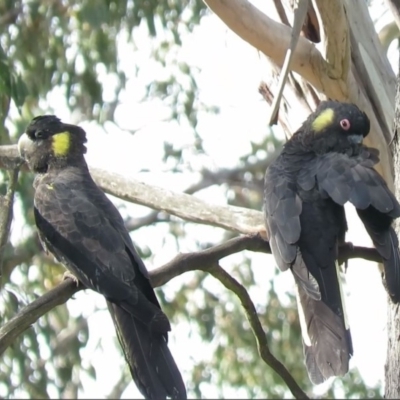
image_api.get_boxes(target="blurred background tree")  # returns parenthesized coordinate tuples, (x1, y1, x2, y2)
(0, 0, 398, 398)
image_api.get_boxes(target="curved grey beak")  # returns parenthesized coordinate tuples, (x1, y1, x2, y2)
(348, 134, 363, 144)
(18, 133, 35, 160)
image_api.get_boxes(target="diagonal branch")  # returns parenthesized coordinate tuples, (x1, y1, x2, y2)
(0, 145, 265, 235)
(93, 167, 265, 234)
(0, 278, 83, 356)
(267, 0, 310, 126)
(0, 234, 381, 398)
(206, 263, 309, 399)
(202, 0, 347, 99)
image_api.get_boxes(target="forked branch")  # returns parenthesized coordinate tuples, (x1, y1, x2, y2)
(0, 234, 381, 399)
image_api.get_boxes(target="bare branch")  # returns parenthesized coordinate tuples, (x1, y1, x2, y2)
(0, 236, 381, 357)
(0, 278, 83, 356)
(378, 21, 400, 52)
(93, 167, 265, 234)
(0, 234, 383, 398)
(124, 210, 169, 232)
(267, 0, 310, 126)
(202, 0, 346, 99)
(338, 242, 382, 264)
(0, 169, 19, 279)
(151, 234, 271, 287)
(312, 0, 350, 80)
(0, 145, 265, 235)
(206, 264, 309, 399)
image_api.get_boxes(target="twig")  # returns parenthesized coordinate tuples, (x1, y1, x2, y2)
(267, 0, 309, 126)
(151, 234, 270, 287)
(0, 278, 83, 356)
(206, 264, 309, 399)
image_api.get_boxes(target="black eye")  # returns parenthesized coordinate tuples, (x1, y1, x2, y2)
(35, 130, 45, 139)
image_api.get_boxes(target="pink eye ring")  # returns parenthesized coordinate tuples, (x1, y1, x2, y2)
(340, 119, 351, 130)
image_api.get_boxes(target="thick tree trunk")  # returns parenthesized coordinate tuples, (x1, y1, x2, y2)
(385, 53, 400, 399)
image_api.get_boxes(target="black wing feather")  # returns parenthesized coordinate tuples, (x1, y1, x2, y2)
(315, 150, 400, 302)
(264, 164, 302, 270)
(316, 151, 400, 216)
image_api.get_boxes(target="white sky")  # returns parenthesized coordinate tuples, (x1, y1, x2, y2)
(7, 0, 398, 398)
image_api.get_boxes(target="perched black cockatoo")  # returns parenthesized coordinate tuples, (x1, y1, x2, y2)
(18, 115, 187, 400)
(264, 100, 400, 384)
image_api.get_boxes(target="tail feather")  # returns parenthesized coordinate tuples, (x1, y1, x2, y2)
(385, 229, 400, 302)
(294, 260, 352, 384)
(107, 301, 187, 399)
(357, 207, 400, 302)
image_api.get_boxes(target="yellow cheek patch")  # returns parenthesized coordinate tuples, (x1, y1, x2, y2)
(311, 108, 334, 132)
(52, 131, 70, 156)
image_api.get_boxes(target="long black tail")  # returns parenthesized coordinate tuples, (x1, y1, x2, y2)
(293, 252, 353, 384)
(357, 207, 400, 303)
(107, 301, 187, 400)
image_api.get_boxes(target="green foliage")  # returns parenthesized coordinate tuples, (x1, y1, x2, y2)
(0, 0, 207, 121)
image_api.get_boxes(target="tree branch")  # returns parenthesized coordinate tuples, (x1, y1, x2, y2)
(183, 155, 274, 195)
(206, 263, 309, 399)
(202, 0, 347, 99)
(267, 0, 309, 126)
(0, 233, 383, 398)
(0, 145, 265, 235)
(0, 278, 83, 356)
(0, 235, 381, 362)
(151, 234, 271, 287)
(93, 167, 265, 234)
(313, 0, 350, 80)
(0, 169, 19, 279)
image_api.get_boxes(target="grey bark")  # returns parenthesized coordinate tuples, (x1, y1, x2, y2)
(385, 51, 400, 400)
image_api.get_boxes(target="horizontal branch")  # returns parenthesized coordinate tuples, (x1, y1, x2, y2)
(151, 234, 271, 286)
(0, 236, 381, 358)
(0, 145, 265, 235)
(0, 235, 381, 398)
(92, 168, 264, 234)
